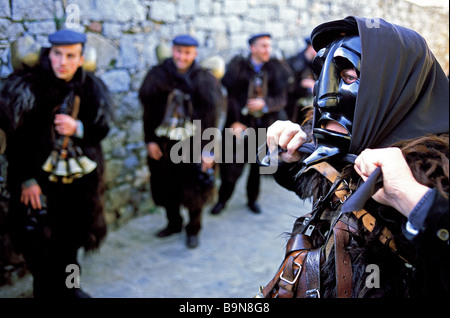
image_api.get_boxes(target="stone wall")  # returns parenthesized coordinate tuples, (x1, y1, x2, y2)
(0, 0, 448, 285)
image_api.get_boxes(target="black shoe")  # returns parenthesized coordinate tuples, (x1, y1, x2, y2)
(247, 202, 262, 214)
(72, 288, 92, 298)
(156, 226, 182, 238)
(210, 202, 226, 215)
(186, 234, 199, 248)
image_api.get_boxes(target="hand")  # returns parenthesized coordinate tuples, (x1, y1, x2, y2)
(54, 114, 77, 136)
(354, 147, 430, 218)
(21, 183, 43, 210)
(266, 120, 307, 163)
(147, 142, 163, 160)
(246, 98, 265, 113)
(230, 122, 248, 139)
(201, 156, 215, 172)
(300, 78, 316, 89)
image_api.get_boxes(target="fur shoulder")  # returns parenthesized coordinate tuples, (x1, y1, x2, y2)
(221, 55, 252, 91)
(0, 69, 39, 130)
(264, 58, 294, 92)
(138, 59, 174, 105)
(83, 71, 114, 124)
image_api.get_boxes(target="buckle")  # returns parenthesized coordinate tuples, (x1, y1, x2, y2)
(335, 180, 352, 203)
(280, 261, 302, 285)
(306, 289, 320, 298)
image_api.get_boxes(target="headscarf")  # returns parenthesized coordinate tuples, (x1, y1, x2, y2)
(311, 16, 449, 154)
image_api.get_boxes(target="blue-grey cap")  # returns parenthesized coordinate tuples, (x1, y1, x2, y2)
(48, 29, 87, 45)
(248, 33, 271, 45)
(172, 34, 199, 47)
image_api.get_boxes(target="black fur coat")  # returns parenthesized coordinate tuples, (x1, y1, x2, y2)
(1, 48, 113, 252)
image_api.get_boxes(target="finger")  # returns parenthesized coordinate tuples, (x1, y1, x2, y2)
(280, 151, 301, 163)
(30, 195, 40, 210)
(286, 129, 306, 154)
(267, 121, 289, 153)
(278, 123, 302, 150)
(21, 192, 28, 206)
(353, 164, 368, 182)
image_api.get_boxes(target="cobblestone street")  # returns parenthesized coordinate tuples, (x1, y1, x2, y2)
(0, 168, 311, 298)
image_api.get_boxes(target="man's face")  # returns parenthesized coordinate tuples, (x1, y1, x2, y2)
(48, 44, 84, 82)
(172, 45, 198, 73)
(250, 36, 272, 64)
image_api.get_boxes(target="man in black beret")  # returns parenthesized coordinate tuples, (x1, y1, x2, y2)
(285, 36, 316, 123)
(209, 33, 292, 215)
(139, 34, 223, 248)
(0, 29, 113, 298)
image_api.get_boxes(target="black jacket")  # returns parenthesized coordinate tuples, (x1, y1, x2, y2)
(221, 55, 292, 129)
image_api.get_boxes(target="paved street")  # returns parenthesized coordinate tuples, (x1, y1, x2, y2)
(0, 167, 311, 298)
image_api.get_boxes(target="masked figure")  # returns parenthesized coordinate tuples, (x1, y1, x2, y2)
(262, 16, 449, 298)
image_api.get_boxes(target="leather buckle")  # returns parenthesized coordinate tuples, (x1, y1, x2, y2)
(280, 261, 302, 285)
(306, 289, 320, 298)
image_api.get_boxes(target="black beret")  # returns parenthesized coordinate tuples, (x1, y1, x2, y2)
(248, 33, 271, 45)
(172, 34, 199, 47)
(48, 29, 87, 45)
(304, 36, 311, 45)
(310, 16, 359, 52)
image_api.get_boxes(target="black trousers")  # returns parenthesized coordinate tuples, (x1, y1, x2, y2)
(8, 175, 99, 298)
(164, 201, 202, 235)
(148, 157, 207, 235)
(217, 161, 260, 205)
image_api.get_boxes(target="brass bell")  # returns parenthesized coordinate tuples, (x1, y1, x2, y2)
(42, 151, 58, 173)
(169, 127, 190, 141)
(48, 174, 58, 182)
(68, 157, 83, 178)
(10, 35, 41, 71)
(54, 159, 69, 176)
(155, 42, 171, 64)
(62, 176, 73, 184)
(200, 55, 225, 80)
(82, 45, 97, 72)
(42, 156, 54, 173)
(78, 156, 97, 174)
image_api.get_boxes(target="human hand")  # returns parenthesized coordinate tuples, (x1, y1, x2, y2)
(230, 122, 248, 139)
(201, 157, 215, 172)
(354, 147, 430, 218)
(21, 183, 43, 210)
(147, 142, 163, 160)
(266, 120, 307, 163)
(246, 98, 265, 113)
(301, 78, 316, 89)
(54, 114, 77, 136)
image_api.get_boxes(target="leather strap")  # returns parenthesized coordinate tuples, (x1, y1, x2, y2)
(270, 250, 308, 298)
(263, 234, 312, 298)
(306, 162, 399, 254)
(334, 220, 353, 298)
(285, 233, 313, 256)
(304, 248, 322, 298)
(61, 94, 81, 152)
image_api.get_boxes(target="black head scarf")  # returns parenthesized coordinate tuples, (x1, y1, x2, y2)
(311, 16, 449, 154)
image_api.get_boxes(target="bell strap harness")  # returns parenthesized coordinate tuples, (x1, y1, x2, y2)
(262, 161, 409, 298)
